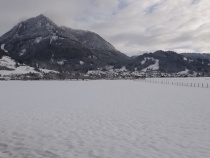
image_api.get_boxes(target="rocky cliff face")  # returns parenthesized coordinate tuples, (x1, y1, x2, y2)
(0, 14, 128, 72)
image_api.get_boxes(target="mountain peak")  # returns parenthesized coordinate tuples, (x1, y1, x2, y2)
(34, 14, 52, 22)
(30, 14, 57, 27)
(0, 14, 128, 73)
(36, 14, 46, 18)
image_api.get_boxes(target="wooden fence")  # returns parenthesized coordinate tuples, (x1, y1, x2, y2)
(144, 78, 209, 88)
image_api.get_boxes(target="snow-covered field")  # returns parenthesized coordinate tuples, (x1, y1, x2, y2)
(0, 80, 210, 158)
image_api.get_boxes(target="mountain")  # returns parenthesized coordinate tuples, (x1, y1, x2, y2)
(182, 53, 210, 61)
(0, 14, 128, 72)
(1, 14, 210, 79)
(127, 50, 210, 74)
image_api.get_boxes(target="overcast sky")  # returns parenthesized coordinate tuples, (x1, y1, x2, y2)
(0, 0, 210, 56)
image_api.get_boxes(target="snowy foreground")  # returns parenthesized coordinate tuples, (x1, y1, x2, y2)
(0, 80, 210, 158)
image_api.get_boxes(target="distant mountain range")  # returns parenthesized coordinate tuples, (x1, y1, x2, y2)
(129, 50, 210, 73)
(0, 15, 210, 79)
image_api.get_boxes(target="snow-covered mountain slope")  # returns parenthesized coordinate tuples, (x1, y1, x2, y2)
(182, 53, 210, 61)
(0, 14, 128, 72)
(0, 56, 38, 76)
(128, 50, 210, 73)
(142, 59, 159, 72)
(0, 56, 57, 77)
(60, 27, 116, 52)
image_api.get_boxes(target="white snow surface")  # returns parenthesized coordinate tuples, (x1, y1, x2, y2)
(0, 66, 37, 76)
(0, 56, 38, 76)
(50, 34, 58, 44)
(19, 49, 26, 56)
(142, 59, 159, 71)
(40, 69, 59, 73)
(184, 57, 188, 61)
(80, 61, 84, 65)
(18, 23, 22, 28)
(57, 60, 65, 65)
(0, 80, 210, 158)
(0, 56, 17, 69)
(35, 37, 42, 43)
(119, 66, 127, 72)
(141, 57, 156, 65)
(178, 68, 189, 74)
(1, 44, 8, 53)
(141, 58, 147, 65)
(0, 56, 57, 76)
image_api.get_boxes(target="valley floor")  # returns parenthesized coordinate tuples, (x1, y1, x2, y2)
(0, 80, 210, 158)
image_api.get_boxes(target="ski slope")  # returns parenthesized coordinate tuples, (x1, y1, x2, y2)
(0, 80, 210, 158)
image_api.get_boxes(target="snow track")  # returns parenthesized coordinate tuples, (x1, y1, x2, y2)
(0, 80, 210, 158)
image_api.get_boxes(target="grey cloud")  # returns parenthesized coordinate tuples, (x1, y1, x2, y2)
(0, 0, 210, 55)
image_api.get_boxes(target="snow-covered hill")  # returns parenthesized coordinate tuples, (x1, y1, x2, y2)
(0, 14, 128, 73)
(0, 55, 57, 79)
(0, 56, 38, 75)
